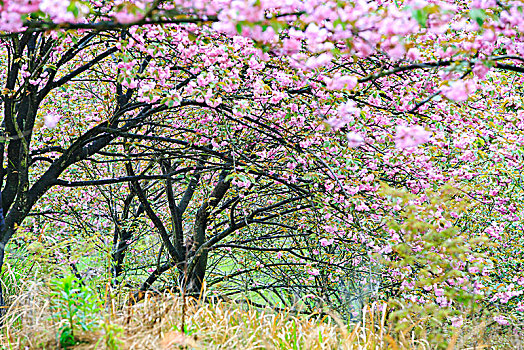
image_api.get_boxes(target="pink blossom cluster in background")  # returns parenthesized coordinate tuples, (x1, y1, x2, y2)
(1, 0, 77, 31)
(442, 80, 478, 102)
(395, 125, 432, 149)
(44, 113, 61, 128)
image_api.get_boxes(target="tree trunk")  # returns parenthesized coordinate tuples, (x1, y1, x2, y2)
(184, 252, 207, 294)
(0, 193, 6, 317)
(111, 228, 132, 284)
(0, 244, 5, 318)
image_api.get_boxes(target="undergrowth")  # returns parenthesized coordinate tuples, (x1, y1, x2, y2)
(0, 275, 518, 349)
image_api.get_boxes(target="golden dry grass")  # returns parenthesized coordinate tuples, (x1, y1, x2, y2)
(0, 282, 497, 349)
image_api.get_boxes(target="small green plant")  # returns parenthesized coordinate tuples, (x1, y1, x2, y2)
(173, 322, 198, 336)
(94, 321, 123, 350)
(57, 324, 75, 348)
(49, 274, 102, 348)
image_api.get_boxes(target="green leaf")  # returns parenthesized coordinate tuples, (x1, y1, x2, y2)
(187, 32, 198, 41)
(470, 9, 486, 26)
(67, 1, 80, 17)
(412, 9, 428, 28)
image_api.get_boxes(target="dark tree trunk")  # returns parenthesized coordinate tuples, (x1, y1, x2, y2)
(184, 170, 231, 294)
(185, 255, 207, 294)
(0, 191, 6, 317)
(0, 244, 5, 317)
(111, 228, 132, 283)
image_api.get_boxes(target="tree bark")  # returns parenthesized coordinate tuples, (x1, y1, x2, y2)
(185, 170, 231, 294)
(111, 228, 132, 284)
(0, 191, 6, 317)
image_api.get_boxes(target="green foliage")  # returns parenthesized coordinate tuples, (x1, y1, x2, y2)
(96, 321, 124, 350)
(378, 183, 494, 347)
(58, 325, 75, 348)
(173, 322, 198, 336)
(49, 274, 102, 348)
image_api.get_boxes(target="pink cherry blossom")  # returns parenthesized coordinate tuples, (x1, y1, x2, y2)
(44, 113, 61, 128)
(493, 315, 509, 326)
(473, 62, 491, 79)
(326, 101, 360, 130)
(406, 47, 421, 61)
(320, 238, 334, 247)
(40, 0, 77, 22)
(450, 316, 464, 328)
(442, 80, 478, 102)
(347, 132, 364, 148)
(395, 125, 432, 149)
(113, 10, 144, 24)
(324, 73, 358, 91)
(308, 268, 320, 276)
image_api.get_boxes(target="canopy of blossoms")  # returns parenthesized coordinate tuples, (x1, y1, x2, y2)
(2, 0, 524, 332)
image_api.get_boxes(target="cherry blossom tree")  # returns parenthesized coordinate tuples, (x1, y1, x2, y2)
(2, 0, 524, 334)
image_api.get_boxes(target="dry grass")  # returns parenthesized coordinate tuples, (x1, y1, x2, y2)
(0, 282, 498, 349)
